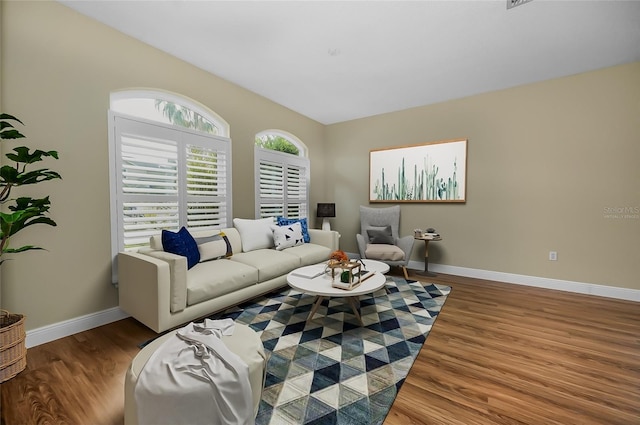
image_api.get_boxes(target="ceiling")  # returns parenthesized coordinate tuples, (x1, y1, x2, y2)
(59, 0, 640, 125)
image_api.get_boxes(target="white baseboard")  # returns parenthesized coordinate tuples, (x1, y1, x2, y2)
(25, 259, 639, 348)
(406, 259, 640, 302)
(26, 307, 130, 348)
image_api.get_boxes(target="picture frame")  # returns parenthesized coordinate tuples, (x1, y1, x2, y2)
(369, 138, 467, 203)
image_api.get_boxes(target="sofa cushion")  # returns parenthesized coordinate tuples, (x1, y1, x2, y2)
(162, 227, 200, 269)
(149, 235, 163, 251)
(230, 250, 300, 282)
(283, 243, 332, 266)
(276, 217, 310, 243)
(271, 222, 305, 251)
(194, 231, 233, 262)
(365, 243, 405, 261)
(233, 217, 275, 252)
(186, 259, 259, 306)
(219, 228, 243, 255)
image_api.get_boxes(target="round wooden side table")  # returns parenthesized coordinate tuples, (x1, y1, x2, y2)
(414, 234, 442, 277)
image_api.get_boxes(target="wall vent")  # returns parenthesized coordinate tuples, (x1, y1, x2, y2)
(507, 0, 533, 9)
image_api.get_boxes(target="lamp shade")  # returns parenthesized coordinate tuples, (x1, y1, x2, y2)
(316, 203, 336, 218)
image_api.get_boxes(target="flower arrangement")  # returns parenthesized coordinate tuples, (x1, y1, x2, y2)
(328, 249, 349, 264)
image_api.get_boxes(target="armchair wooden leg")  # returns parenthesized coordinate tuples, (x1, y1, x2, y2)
(402, 266, 409, 280)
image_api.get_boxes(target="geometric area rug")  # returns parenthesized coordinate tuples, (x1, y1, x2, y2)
(215, 276, 451, 425)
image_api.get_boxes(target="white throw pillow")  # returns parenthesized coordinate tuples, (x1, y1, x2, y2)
(233, 217, 275, 252)
(271, 222, 305, 251)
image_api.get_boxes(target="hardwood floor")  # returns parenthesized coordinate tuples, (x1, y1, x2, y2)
(386, 272, 640, 425)
(2, 272, 639, 425)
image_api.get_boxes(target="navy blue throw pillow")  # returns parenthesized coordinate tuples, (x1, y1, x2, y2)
(277, 217, 310, 243)
(162, 227, 200, 269)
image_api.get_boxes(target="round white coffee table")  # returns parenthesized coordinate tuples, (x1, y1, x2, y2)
(287, 264, 387, 325)
(359, 259, 390, 274)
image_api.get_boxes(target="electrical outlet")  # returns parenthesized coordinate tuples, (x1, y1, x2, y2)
(549, 251, 558, 261)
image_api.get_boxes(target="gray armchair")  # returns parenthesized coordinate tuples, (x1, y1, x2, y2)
(356, 205, 415, 280)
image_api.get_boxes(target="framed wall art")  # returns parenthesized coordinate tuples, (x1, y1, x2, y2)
(369, 138, 467, 203)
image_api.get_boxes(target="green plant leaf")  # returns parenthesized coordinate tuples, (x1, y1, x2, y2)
(0, 165, 19, 181)
(3, 246, 44, 254)
(6, 147, 60, 164)
(1, 198, 56, 240)
(16, 169, 62, 185)
(0, 114, 26, 140)
(1, 121, 17, 131)
(0, 166, 61, 187)
(0, 129, 25, 140)
(0, 113, 24, 123)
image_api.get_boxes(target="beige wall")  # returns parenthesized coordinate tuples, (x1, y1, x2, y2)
(327, 61, 640, 291)
(0, 1, 326, 330)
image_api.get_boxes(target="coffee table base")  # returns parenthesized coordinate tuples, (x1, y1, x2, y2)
(308, 295, 363, 325)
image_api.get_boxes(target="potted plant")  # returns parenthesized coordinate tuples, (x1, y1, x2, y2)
(0, 113, 61, 382)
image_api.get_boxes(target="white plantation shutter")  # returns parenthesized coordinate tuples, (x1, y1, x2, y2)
(185, 141, 229, 228)
(120, 135, 180, 249)
(255, 146, 309, 219)
(258, 161, 284, 217)
(110, 114, 232, 260)
(285, 163, 307, 217)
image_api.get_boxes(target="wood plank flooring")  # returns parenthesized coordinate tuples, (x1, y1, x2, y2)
(2, 271, 639, 425)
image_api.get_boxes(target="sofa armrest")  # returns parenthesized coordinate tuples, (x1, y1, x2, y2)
(308, 229, 340, 251)
(396, 235, 416, 260)
(117, 251, 187, 333)
(356, 233, 367, 258)
(118, 252, 169, 333)
(144, 250, 188, 313)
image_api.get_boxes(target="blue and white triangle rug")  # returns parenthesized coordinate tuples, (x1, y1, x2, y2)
(216, 276, 450, 425)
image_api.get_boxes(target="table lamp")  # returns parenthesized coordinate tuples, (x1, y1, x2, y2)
(316, 203, 335, 231)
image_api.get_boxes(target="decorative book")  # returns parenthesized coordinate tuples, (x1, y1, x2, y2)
(291, 264, 326, 279)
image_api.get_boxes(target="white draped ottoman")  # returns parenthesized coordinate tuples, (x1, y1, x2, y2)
(124, 322, 266, 425)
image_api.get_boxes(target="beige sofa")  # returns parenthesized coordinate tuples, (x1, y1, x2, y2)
(118, 225, 339, 333)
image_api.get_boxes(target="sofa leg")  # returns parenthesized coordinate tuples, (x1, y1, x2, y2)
(402, 266, 409, 280)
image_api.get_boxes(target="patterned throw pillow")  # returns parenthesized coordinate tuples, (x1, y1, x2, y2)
(276, 217, 310, 243)
(162, 227, 200, 269)
(272, 222, 305, 251)
(194, 232, 233, 262)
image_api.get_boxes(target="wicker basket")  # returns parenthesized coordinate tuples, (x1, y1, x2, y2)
(0, 310, 27, 383)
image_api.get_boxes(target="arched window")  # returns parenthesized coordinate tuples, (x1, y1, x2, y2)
(254, 130, 309, 219)
(109, 90, 232, 280)
(111, 90, 229, 136)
